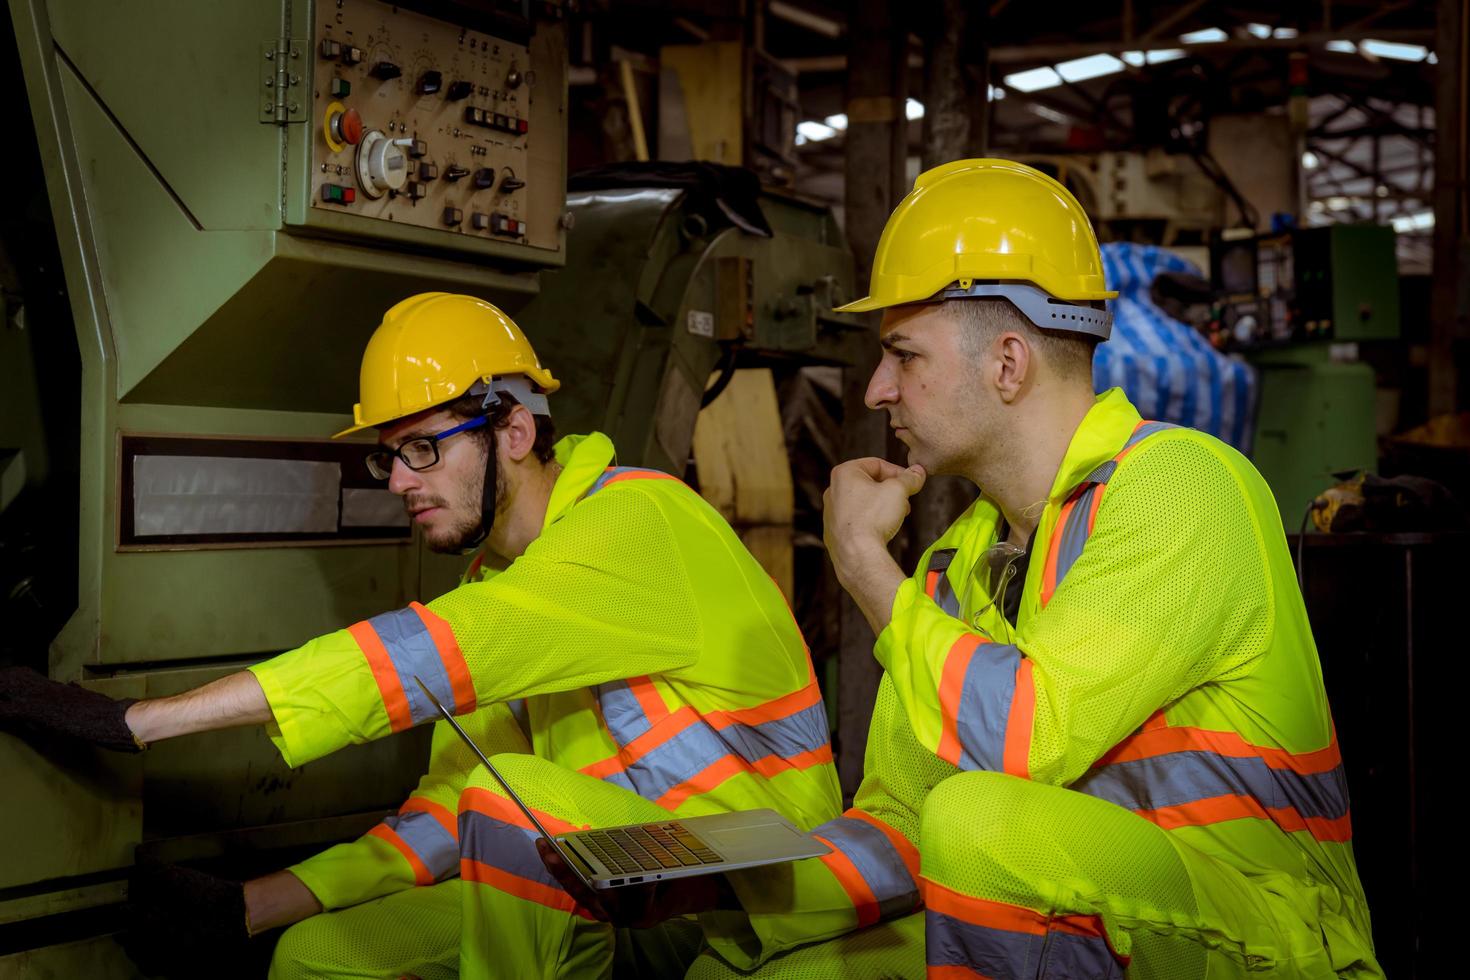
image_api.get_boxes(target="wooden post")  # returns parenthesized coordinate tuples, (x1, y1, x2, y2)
(909, 0, 986, 565)
(836, 0, 909, 797)
(1429, 0, 1467, 416)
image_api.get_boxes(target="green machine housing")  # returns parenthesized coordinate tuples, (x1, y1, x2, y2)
(1212, 224, 1401, 522)
(1, 0, 861, 972)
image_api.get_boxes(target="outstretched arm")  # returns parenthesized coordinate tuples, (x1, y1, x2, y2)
(124, 670, 273, 744)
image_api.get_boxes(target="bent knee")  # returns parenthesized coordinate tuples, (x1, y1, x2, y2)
(920, 771, 1033, 848)
(268, 915, 324, 980)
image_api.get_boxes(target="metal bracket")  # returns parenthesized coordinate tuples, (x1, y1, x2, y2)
(259, 38, 307, 124)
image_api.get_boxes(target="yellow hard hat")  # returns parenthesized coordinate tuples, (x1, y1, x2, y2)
(334, 292, 559, 438)
(836, 158, 1117, 317)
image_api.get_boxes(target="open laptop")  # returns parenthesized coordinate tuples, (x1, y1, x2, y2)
(414, 677, 830, 890)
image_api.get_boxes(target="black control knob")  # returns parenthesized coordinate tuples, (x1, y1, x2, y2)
(371, 61, 402, 81)
(473, 168, 495, 190)
(417, 70, 442, 95)
(447, 80, 474, 101)
(444, 165, 470, 182)
(499, 174, 526, 193)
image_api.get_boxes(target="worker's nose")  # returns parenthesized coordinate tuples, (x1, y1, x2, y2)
(865, 358, 899, 411)
(387, 457, 420, 495)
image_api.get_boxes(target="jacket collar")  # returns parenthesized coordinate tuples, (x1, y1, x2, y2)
(1045, 387, 1142, 503)
(542, 431, 617, 529)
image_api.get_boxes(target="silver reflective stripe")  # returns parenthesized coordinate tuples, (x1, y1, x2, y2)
(925, 548, 961, 618)
(812, 815, 918, 920)
(380, 809, 459, 881)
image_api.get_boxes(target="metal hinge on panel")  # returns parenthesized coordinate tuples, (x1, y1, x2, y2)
(259, 38, 307, 124)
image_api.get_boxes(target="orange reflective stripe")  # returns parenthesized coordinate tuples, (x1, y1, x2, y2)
(412, 602, 477, 716)
(367, 823, 435, 885)
(1083, 479, 1106, 533)
(1136, 794, 1354, 843)
(626, 676, 671, 726)
(706, 677, 824, 728)
(600, 468, 681, 488)
(1001, 658, 1035, 779)
(1040, 493, 1082, 607)
(845, 809, 920, 884)
(401, 795, 458, 840)
(655, 754, 749, 810)
(922, 877, 1120, 947)
(928, 967, 986, 979)
(579, 705, 702, 779)
(460, 857, 595, 919)
(1095, 722, 1343, 776)
(349, 620, 413, 732)
(750, 744, 834, 777)
(814, 833, 882, 928)
(937, 634, 984, 767)
(460, 786, 583, 835)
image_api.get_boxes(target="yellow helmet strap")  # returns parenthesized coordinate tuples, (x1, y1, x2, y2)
(472, 376, 552, 417)
(937, 281, 1113, 340)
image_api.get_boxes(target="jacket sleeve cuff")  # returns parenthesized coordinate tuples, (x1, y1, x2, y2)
(873, 577, 921, 672)
(248, 631, 391, 768)
(287, 834, 415, 911)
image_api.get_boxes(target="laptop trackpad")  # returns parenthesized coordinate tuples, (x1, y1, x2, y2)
(702, 823, 805, 860)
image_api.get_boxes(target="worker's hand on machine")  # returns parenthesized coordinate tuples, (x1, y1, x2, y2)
(0, 665, 145, 752)
(122, 860, 251, 971)
(823, 457, 925, 580)
(535, 837, 729, 929)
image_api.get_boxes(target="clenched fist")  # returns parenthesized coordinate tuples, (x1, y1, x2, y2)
(823, 458, 925, 634)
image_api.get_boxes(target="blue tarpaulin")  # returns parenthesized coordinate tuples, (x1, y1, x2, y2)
(1094, 243, 1257, 451)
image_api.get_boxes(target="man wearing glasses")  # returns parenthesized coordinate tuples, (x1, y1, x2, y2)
(1, 292, 840, 977)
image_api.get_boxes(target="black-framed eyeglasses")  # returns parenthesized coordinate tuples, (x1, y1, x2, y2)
(365, 415, 488, 480)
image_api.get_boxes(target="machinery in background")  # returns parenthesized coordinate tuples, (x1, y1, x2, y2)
(1207, 224, 1401, 522)
(2, 3, 861, 973)
(504, 168, 866, 603)
(659, 41, 801, 187)
(3, 0, 569, 972)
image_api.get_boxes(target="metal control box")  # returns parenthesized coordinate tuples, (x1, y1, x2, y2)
(4, 0, 566, 970)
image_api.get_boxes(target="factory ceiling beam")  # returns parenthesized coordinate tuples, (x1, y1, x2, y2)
(837, 0, 910, 797)
(987, 28, 1434, 63)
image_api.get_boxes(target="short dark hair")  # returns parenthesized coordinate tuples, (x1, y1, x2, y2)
(944, 298, 1099, 382)
(443, 389, 557, 464)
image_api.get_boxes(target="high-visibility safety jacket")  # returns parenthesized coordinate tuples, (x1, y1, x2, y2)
(714, 389, 1376, 975)
(251, 432, 841, 899)
(286, 701, 528, 909)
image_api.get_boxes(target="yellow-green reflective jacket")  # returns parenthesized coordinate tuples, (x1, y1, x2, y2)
(757, 389, 1376, 976)
(252, 432, 840, 902)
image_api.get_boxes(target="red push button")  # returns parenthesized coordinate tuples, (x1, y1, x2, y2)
(517, 118, 528, 134)
(338, 107, 363, 145)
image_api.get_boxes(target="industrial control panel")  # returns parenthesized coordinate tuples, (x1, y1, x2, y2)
(303, 0, 563, 254)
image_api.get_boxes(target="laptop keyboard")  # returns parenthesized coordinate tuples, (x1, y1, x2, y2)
(580, 822, 723, 874)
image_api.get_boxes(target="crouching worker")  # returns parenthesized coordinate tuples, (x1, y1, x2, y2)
(0, 292, 840, 978)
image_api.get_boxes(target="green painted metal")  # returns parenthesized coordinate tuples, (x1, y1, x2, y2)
(5, 1, 860, 970)
(517, 185, 865, 475)
(1247, 224, 1400, 522)
(2, 0, 565, 958)
(1252, 358, 1382, 524)
(1291, 224, 1401, 342)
